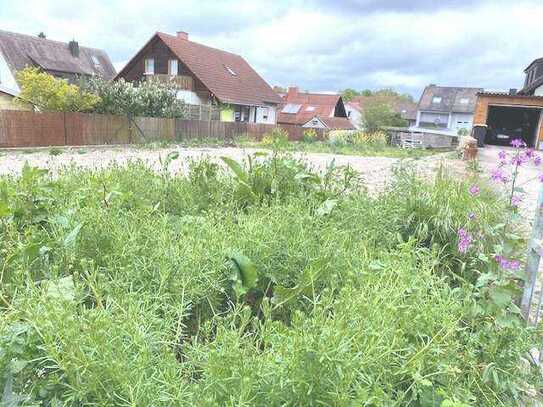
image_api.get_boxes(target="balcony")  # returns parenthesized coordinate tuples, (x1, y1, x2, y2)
(145, 74, 193, 91)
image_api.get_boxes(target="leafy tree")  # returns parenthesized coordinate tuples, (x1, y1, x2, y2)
(16, 67, 100, 112)
(362, 100, 407, 133)
(361, 89, 373, 96)
(82, 77, 185, 118)
(341, 88, 361, 102)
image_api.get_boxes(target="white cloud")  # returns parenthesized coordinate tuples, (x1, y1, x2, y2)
(1, 0, 542, 98)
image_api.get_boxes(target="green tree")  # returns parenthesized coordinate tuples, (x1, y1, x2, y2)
(341, 88, 361, 102)
(362, 100, 407, 133)
(16, 67, 100, 112)
(82, 77, 185, 118)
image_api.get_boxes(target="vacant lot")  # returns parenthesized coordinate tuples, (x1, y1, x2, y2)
(0, 145, 453, 194)
(0, 149, 539, 405)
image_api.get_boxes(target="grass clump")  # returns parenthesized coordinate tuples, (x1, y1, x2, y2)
(0, 154, 540, 406)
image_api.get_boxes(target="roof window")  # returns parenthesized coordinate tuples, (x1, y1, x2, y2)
(432, 96, 442, 104)
(281, 104, 302, 114)
(91, 55, 101, 68)
(224, 65, 237, 76)
(306, 106, 315, 111)
(459, 97, 469, 104)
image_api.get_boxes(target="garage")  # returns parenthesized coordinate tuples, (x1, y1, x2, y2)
(473, 92, 543, 149)
(485, 105, 541, 147)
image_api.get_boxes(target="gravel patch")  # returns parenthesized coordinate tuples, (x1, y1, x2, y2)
(0, 145, 454, 194)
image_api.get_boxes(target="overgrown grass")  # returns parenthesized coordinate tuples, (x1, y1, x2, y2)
(0, 153, 539, 406)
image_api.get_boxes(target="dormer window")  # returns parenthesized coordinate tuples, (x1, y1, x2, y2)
(224, 65, 237, 76)
(432, 96, 442, 104)
(144, 58, 155, 75)
(91, 55, 101, 69)
(168, 59, 178, 76)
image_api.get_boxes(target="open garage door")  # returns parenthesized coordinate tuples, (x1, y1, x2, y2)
(485, 106, 541, 147)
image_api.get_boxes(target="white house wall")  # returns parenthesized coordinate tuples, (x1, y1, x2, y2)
(450, 112, 474, 131)
(176, 90, 204, 105)
(535, 85, 543, 96)
(0, 51, 19, 95)
(345, 104, 362, 129)
(255, 105, 276, 124)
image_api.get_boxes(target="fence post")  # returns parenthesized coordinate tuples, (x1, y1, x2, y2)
(521, 183, 543, 320)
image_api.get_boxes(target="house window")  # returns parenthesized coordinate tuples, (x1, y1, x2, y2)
(262, 107, 269, 121)
(224, 65, 237, 76)
(460, 98, 469, 104)
(306, 106, 315, 111)
(144, 58, 155, 75)
(432, 96, 442, 104)
(168, 59, 178, 76)
(91, 55, 101, 68)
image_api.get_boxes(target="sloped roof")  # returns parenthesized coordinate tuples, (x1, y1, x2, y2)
(348, 95, 417, 121)
(417, 85, 483, 113)
(318, 116, 356, 130)
(0, 29, 116, 80)
(277, 88, 346, 125)
(117, 32, 281, 106)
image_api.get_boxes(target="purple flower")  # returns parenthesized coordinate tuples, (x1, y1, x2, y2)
(511, 139, 526, 148)
(535, 156, 542, 166)
(525, 148, 535, 158)
(468, 185, 480, 196)
(490, 168, 509, 184)
(511, 195, 522, 207)
(457, 228, 472, 254)
(539, 174, 543, 183)
(511, 153, 529, 166)
(498, 150, 507, 160)
(509, 260, 521, 270)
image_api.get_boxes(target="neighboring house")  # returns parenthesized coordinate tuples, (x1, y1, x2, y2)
(277, 86, 355, 130)
(345, 96, 417, 129)
(519, 57, 543, 96)
(412, 85, 483, 135)
(116, 31, 281, 124)
(0, 29, 115, 110)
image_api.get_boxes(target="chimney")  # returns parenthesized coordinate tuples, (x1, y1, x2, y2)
(176, 31, 188, 40)
(509, 88, 518, 96)
(68, 40, 79, 57)
(287, 86, 299, 99)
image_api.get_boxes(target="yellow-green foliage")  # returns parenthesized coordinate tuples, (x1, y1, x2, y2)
(302, 128, 318, 143)
(352, 131, 387, 146)
(16, 67, 101, 112)
(261, 127, 289, 148)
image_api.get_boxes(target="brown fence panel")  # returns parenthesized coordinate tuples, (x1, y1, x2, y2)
(65, 113, 130, 145)
(0, 110, 65, 147)
(134, 116, 175, 142)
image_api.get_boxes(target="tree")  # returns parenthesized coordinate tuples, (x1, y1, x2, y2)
(82, 77, 185, 118)
(361, 100, 407, 133)
(38, 32, 46, 39)
(16, 67, 100, 112)
(341, 88, 361, 102)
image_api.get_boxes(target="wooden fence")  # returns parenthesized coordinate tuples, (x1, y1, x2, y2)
(0, 110, 326, 148)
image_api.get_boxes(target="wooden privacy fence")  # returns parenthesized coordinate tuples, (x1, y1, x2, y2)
(0, 110, 327, 148)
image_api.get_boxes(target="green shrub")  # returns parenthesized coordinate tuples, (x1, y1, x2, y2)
(302, 128, 319, 143)
(261, 128, 289, 149)
(0, 156, 539, 406)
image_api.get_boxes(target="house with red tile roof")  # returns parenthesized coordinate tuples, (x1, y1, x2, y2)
(116, 31, 282, 124)
(345, 96, 417, 129)
(277, 86, 355, 130)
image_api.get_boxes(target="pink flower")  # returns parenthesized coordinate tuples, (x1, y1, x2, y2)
(511, 139, 526, 148)
(490, 168, 508, 184)
(511, 195, 522, 207)
(494, 255, 521, 270)
(498, 150, 507, 160)
(468, 185, 480, 196)
(509, 260, 521, 270)
(457, 228, 472, 253)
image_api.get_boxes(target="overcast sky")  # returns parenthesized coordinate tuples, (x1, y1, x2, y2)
(1, 0, 542, 99)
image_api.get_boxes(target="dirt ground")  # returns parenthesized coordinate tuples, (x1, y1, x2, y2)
(0, 144, 540, 221)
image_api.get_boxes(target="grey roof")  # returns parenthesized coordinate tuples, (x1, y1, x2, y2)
(0, 30, 116, 80)
(417, 85, 483, 114)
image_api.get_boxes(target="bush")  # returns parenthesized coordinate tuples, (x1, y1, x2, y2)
(0, 156, 539, 405)
(82, 77, 185, 118)
(261, 128, 289, 149)
(302, 128, 319, 143)
(16, 67, 100, 112)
